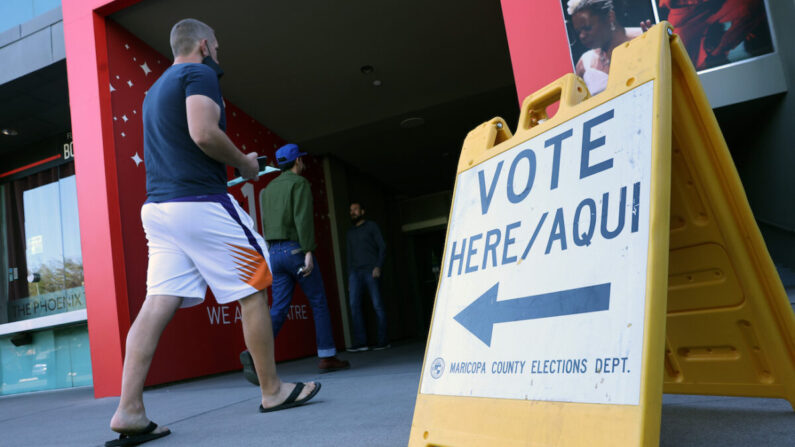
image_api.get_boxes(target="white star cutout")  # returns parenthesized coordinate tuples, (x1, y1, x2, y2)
(122, 115, 128, 122)
(133, 57, 136, 61)
(140, 62, 151, 76)
(121, 132, 126, 138)
(232, 111, 236, 117)
(132, 153, 142, 166)
(124, 43, 130, 50)
(144, 90, 148, 95)
(127, 80, 133, 87)
(113, 116, 117, 121)
(242, 145, 247, 149)
(133, 110, 137, 114)
(110, 83, 116, 92)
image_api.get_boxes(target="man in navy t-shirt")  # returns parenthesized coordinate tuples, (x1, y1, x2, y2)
(106, 19, 320, 447)
(143, 60, 228, 202)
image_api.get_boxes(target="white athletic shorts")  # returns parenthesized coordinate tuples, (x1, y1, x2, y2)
(141, 193, 272, 308)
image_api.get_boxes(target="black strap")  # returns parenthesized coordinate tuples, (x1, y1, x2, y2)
(283, 382, 304, 404)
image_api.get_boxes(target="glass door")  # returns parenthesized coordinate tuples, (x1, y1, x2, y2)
(2, 163, 85, 323)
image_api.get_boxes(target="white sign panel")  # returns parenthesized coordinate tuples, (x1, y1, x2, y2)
(28, 235, 44, 255)
(421, 81, 655, 405)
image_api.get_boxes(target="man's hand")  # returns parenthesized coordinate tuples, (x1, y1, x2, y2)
(372, 267, 381, 279)
(302, 252, 314, 277)
(240, 152, 260, 181)
(706, 0, 764, 57)
(707, 0, 759, 25)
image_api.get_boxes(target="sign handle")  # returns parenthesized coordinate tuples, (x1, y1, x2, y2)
(518, 74, 590, 132)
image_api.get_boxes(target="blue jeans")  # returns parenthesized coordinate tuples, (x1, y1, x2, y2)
(348, 268, 387, 347)
(268, 241, 336, 358)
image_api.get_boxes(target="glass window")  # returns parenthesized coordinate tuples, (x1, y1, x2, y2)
(1, 162, 84, 324)
(0, 324, 93, 395)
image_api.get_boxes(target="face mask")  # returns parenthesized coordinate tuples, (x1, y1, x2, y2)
(202, 55, 224, 79)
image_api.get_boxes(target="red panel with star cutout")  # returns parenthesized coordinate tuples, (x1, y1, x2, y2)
(63, 0, 344, 396)
(104, 21, 345, 386)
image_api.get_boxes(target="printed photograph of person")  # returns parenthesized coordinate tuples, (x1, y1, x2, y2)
(658, 0, 774, 71)
(562, 0, 656, 95)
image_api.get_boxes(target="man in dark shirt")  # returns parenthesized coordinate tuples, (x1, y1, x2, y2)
(240, 144, 349, 382)
(107, 19, 319, 447)
(346, 202, 388, 351)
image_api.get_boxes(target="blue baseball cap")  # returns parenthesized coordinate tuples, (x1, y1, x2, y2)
(275, 143, 307, 165)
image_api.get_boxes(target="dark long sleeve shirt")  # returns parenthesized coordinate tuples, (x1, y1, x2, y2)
(260, 171, 316, 252)
(346, 220, 386, 270)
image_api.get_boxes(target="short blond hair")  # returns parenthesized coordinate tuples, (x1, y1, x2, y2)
(169, 18, 215, 58)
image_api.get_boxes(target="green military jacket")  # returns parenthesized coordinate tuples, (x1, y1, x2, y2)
(260, 170, 316, 252)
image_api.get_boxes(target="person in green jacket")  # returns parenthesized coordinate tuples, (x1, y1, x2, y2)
(240, 144, 349, 381)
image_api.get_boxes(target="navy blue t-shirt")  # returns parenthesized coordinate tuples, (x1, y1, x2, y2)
(143, 63, 227, 203)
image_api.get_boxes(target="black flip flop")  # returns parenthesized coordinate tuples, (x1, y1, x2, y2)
(259, 382, 322, 413)
(105, 421, 171, 446)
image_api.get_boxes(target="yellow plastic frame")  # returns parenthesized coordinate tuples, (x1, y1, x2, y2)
(409, 21, 795, 447)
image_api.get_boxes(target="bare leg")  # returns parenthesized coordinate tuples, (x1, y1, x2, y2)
(238, 290, 317, 408)
(110, 295, 182, 434)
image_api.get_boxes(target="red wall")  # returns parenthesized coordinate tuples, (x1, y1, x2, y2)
(500, 0, 573, 105)
(102, 21, 344, 386)
(64, 1, 128, 398)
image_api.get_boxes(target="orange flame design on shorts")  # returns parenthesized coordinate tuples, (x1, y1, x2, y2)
(228, 244, 272, 290)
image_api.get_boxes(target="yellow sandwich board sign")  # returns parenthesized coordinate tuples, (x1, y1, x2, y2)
(409, 22, 795, 446)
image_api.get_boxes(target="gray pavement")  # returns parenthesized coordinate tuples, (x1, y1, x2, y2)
(1, 340, 794, 446)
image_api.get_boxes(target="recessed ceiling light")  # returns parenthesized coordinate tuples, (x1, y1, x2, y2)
(400, 117, 425, 129)
(360, 65, 374, 74)
(1, 128, 18, 136)
(373, 80, 382, 87)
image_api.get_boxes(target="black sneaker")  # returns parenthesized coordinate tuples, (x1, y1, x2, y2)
(240, 350, 259, 386)
(347, 345, 369, 352)
(372, 343, 391, 351)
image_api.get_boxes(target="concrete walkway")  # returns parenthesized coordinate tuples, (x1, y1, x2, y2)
(0, 341, 793, 446)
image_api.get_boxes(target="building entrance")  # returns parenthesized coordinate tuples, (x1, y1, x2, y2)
(409, 229, 446, 334)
